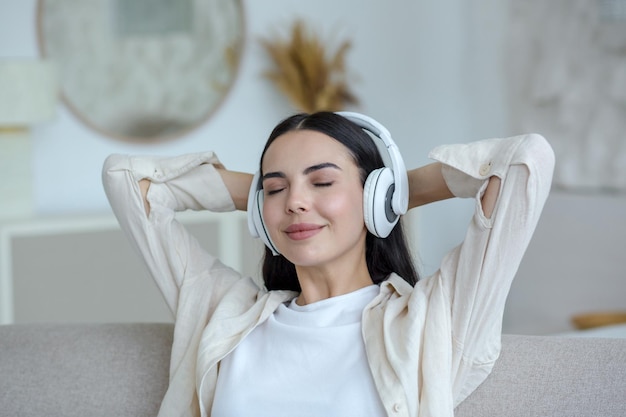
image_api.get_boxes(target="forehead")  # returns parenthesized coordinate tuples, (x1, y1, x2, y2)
(262, 129, 355, 171)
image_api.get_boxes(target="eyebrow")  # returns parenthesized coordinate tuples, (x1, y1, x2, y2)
(262, 162, 342, 180)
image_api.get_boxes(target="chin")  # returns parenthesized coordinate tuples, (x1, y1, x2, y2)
(280, 247, 329, 268)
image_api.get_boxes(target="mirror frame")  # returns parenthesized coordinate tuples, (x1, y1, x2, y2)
(36, 0, 246, 143)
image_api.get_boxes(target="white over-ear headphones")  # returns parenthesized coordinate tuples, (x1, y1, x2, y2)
(247, 111, 408, 256)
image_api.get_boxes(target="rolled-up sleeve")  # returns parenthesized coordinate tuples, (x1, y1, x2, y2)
(102, 152, 238, 314)
(430, 134, 555, 403)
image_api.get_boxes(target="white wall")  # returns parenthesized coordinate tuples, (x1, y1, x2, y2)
(1, 0, 422, 215)
(1, 0, 497, 274)
(3, 0, 623, 334)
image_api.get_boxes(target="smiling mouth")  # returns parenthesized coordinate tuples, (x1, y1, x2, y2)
(284, 224, 324, 241)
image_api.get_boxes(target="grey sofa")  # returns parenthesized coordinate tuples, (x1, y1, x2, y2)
(1, 323, 624, 417)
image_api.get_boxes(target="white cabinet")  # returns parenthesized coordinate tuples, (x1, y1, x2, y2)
(0, 211, 261, 324)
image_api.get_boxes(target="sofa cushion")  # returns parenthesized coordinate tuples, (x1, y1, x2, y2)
(455, 334, 626, 417)
(0, 323, 173, 417)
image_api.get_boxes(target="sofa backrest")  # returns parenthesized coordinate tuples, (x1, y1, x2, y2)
(1, 324, 624, 417)
(0, 323, 172, 417)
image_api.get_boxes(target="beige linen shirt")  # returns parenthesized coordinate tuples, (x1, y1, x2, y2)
(102, 133, 554, 417)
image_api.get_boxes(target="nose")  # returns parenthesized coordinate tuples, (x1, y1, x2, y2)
(285, 184, 309, 214)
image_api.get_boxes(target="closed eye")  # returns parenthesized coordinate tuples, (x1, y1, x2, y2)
(314, 182, 333, 188)
(266, 188, 284, 196)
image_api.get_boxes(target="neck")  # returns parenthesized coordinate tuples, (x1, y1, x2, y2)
(294, 258, 373, 305)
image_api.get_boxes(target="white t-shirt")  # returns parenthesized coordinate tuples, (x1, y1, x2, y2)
(211, 285, 387, 417)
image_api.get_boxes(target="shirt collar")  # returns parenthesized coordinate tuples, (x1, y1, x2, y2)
(380, 273, 414, 297)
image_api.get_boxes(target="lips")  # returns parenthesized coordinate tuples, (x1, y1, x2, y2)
(284, 223, 324, 241)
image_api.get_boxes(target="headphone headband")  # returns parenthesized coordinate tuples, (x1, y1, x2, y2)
(335, 111, 408, 215)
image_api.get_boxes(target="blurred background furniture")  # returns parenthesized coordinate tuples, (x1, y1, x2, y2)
(0, 59, 57, 219)
(571, 311, 626, 330)
(0, 211, 258, 325)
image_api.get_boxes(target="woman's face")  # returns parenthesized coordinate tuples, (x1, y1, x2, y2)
(261, 129, 367, 269)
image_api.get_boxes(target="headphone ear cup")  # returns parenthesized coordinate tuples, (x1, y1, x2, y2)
(247, 171, 280, 255)
(253, 190, 281, 256)
(363, 167, 398, 238)
(251, 190, 264, 240)
(247, 172, 262, 238)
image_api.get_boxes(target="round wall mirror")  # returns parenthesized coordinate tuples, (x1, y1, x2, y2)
(37, 0, 245, 142)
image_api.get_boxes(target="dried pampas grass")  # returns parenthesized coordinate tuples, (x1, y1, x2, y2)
(260, 20, 358, 113)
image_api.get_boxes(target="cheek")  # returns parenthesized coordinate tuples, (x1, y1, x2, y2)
(322, 189, 364, 223)
(261, 198, 280, 228)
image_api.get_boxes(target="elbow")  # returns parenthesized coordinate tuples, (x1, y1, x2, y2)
(101, 153, 131, 197)
(102, 154, 128, 182)
(524, 134, 556, 174)
(102, 154, 127, 175)
(520, 134, 556, 199)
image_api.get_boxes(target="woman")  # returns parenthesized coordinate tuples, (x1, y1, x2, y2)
(102, 111, 555, 417)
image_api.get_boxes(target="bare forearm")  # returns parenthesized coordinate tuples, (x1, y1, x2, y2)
(408, 162, 501, 218)
(216, 168, 253, 211)
(407, 162, 454, 209)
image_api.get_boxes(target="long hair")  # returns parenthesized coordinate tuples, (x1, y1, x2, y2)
(259, 112, 419, 291)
